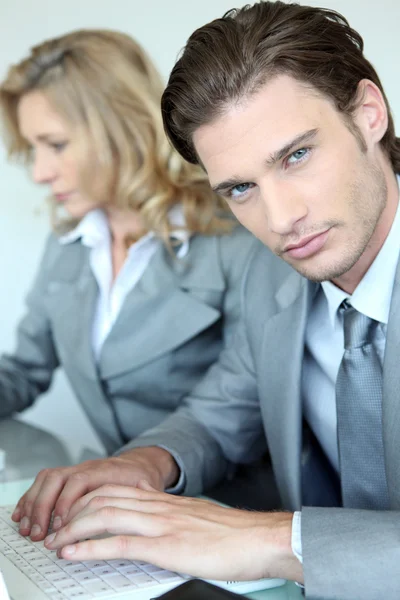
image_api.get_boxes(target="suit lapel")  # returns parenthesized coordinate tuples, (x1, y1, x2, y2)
(383, 252, 400, 508)
(258, 249, 400, 509)
(259, 271, 316, 510)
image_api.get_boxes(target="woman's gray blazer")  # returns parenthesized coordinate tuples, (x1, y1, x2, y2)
(0, 226, 259, 454)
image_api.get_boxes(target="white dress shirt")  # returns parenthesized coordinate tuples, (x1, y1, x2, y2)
(59, 207, 189, 360)
(292, 192, 400, 563)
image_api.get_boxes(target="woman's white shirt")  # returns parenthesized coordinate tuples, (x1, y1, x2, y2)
(59, 208, 189, 360)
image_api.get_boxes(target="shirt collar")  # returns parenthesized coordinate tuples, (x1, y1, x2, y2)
(59, 205, 190, 258)
(59, 208, 110, 247)
(322, 179, 400, 327)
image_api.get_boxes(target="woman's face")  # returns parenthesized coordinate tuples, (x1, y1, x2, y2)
(17, 90, 103, 219)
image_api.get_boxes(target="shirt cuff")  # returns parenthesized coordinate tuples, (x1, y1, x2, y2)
(291, 510, 303, 564)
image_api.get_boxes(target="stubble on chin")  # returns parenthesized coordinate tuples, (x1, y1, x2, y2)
(286, 175, 387, 283)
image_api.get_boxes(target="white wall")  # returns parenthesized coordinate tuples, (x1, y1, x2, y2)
(0, 0, 399, 461)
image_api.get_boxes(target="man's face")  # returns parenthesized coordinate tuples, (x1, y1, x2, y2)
(193, 75, 389, 283)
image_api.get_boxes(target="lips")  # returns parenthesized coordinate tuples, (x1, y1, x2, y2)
(284, 229, 330, 260)
(54, 192, 72, 202)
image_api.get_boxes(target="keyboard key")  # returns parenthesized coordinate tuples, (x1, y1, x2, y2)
(63, 587, 92, 598)
(28, 552, 50, 563)
(81, 579, 113, 594)
(107, 559, 132, 569)
(72, 571, 97, 583)
(53, 577, 80, 590)
(154, 571, 184, 583)
(37, 563, 61, 574)
(127, 574, 160, 587)
(30, 573, 49, 586)
(102, 573, 132, 589)
(47, 572, 71, 583)
(82, 560, 107, 569)
(141, 563, 163, 573)
(2, 533, 20, 542)
(56, 559, 77, 568)
(118, 565, 142, 576)
(91, 565, 116, 577)
(63, 564, 91, 576)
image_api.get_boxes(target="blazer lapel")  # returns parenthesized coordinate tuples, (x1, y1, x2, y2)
(99, 240, 224, 378)
(383, 252, 400, 508)
(258, 272, 316, 511)
(47, 243, 125, 450)
(47, 244, 99, 382)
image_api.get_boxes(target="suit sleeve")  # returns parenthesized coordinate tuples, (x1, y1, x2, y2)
(0, 235, 60, 418)
(302, 506, 400, 599)
(119, 232, 266, 496)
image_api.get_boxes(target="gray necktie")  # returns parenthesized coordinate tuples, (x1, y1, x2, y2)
(335, 301, 389, 509)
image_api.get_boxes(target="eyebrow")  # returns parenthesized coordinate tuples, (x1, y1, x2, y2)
(36, 134, 66, 141)
(265, 128, 319, 166)
(211, 127, 319, 195)
(21, 133, 66, 144)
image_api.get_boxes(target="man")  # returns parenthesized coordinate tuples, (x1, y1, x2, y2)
(18, 3, 400, 598)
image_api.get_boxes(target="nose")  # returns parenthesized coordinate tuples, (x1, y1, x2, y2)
(32, 150, 57, 185)
(260, 180, 308, 235)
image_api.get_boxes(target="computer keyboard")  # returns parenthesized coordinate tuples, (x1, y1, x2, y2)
(0, 504, 284, 599)
(0, 504, 187, 598)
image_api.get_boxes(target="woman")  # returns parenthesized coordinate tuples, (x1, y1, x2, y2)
(0, 30, 259, 539)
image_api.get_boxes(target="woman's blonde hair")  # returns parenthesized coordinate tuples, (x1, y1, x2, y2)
(0, 29, 234, 242)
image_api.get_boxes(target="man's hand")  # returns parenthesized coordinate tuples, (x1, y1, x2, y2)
(12, 447, 179, 541)
(44, 483, 304, 584)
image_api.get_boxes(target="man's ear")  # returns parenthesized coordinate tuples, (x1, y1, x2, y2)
(353, 79, 388, 146)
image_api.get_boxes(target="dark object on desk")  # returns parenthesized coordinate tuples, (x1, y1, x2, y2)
(153, 579, 245, 599)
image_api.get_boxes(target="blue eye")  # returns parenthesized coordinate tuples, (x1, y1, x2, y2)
(232, 183, 249, 195)
(286, 147, 310, 165)
(229, 182, 254, 201)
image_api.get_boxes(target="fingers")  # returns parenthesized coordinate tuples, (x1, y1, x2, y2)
(13, 462, 105, 541)
(42, 492, 264, 582)
(66, 485, 214, 529)
(13, 457, 181, 544)
(68, 492, 181, 528)
(53, 532, 212, 581)
(51, 469, 107, 526)
(45, 506, 169, 550)
(12, 469, 50, 523)
(66, 484, 152, 523)
(54, 460, 165, 527)
(54, 534, 163, 565)
(13, 468, 70, 539)
(137, 479, 158, 492)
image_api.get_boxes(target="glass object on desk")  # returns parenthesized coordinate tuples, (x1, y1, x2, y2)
(0, 419, 71, 482)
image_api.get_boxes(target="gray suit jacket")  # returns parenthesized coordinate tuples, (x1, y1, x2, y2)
(0, 226, 260, 456)
(127, 243, 400, 600)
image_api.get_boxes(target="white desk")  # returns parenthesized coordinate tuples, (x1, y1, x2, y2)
(0, 479, 302, 600)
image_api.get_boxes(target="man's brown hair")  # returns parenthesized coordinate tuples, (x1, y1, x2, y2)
(162, 1, 400, 172)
